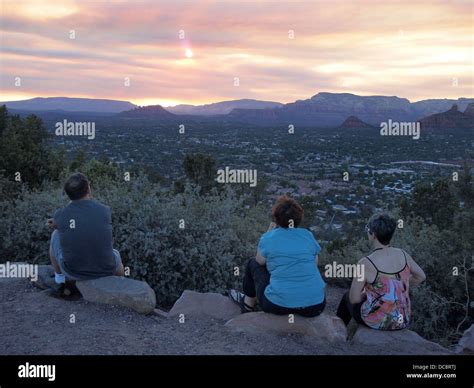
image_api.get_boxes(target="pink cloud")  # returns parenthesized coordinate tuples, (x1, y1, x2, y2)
(1, 0, 472, 104)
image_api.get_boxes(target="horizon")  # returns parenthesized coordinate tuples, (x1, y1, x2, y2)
(3, 90, 474, 109)
(1, 0, 473, 106)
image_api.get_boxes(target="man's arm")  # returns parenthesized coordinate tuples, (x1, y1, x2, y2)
(46, 218, 57, 230)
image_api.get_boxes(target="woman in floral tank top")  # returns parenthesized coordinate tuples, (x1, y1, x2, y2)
(337, 213, 426, 330)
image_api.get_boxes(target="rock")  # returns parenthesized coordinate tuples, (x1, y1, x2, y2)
(419, 104, 473, 131)
(31, 265, 56, 290)
(338, 116, 375, 130)
(464, 103, 474, 116)
(153, 308, 169, 318)
(456, 325, 474, 354)
(168, 290, 241, 321)
(346, 318, 359, 339)
(225, 312, 347, 343)
(76, 276, 156, 314)
(351, 325, 451, 355)
(325, 285, 346, 312)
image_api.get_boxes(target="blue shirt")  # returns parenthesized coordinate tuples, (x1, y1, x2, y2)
(258, 227, 325, 308)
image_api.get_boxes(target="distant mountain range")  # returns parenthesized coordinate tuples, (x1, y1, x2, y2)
(338, 104, 474, 133)
(0, 97, 281, 116)
(227, 92, 474, 127)
(2, 93, 473, 130)
(0, 97, 136, 113)
(419, 103, 474, 132)
(166, 99, 283, 115)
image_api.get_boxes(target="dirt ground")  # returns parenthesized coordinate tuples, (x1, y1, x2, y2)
(0, 278, 446, 355)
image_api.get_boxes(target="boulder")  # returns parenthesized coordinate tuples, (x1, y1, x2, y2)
(153, 308, 169, 319)
(456, 325, 474, 354)
(31, 265, 56, 290)
(351, 325, 451, 355)
(76, 276, 156, 314)
(225, 312, 347, 343)
(168, 290, 241, 321)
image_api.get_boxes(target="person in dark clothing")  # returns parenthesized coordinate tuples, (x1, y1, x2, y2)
(48, 173, 124, 296)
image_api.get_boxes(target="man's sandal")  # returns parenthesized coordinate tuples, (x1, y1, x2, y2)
(48, 281, 81, 301)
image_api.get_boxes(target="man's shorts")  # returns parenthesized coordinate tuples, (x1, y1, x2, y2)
(50, 230, 122, 281)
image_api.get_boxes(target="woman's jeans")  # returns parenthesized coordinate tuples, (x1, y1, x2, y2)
(336, 291, 367, 326)
(243, 258, 325, 317)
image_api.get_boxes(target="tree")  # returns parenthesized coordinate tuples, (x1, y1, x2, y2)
(129, 164, 164, 184)
(251, 175, 268, 205)
(0, 109, 64, 188)
(69, 149, 87, 171)
(457, 163, 473, 206)
(299, 195, 318, 227)
(401, 179, 458, 229)
(0, 105, 8, 136)
(182, 153, 216, 192)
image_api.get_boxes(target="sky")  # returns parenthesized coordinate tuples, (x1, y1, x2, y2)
(0, 0, 472, 106)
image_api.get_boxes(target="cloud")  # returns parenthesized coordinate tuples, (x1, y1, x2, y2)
(1, 0, 472, 105)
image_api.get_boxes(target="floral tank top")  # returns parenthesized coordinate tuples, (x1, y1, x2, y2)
(360, 250, 411, 330)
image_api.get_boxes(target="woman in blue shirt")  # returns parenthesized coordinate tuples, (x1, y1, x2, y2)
(229, 196, 326, 317)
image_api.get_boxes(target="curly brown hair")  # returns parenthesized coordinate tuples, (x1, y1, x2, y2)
(271, 196, 304, 228)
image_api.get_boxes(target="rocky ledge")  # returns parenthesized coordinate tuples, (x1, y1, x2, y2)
(30, 266, 470, 355)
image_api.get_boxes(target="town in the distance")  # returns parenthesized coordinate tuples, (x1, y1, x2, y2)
(2, 91, 473, 243)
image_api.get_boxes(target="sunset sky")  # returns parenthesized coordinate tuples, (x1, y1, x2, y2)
(0, 0, 472, 106)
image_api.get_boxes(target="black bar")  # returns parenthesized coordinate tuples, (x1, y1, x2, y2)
(0, 355, 472, 387)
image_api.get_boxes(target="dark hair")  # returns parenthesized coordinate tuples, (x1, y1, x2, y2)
(272, 196, 304, 228)
(367, 213, 397, 245)
(64, 173, 89, 200)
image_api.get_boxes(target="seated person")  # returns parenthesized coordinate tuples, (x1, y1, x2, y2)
(336, 213, 426, 330)
(48, 173, 124, 296)
(229, 196, 326, 317)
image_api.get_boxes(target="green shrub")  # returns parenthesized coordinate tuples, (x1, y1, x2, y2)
(1, 167, 471, 343)
(0, 174, 267, 307)
(106, 183, 266, 307)
(0, 183, 64, 263)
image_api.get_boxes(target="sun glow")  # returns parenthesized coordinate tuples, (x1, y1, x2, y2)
(132, 98, 183, 107)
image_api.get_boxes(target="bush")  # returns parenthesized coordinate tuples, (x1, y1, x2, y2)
(0, 174, 267, 307)
(0, 183, 65, 263)
(392, 217, 472, 346)
(104, 182, 266, 307)
(1, 164, 471, 343)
